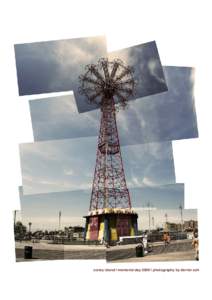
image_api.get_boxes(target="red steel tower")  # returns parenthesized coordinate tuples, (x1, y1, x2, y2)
(79, 58, 138, 244)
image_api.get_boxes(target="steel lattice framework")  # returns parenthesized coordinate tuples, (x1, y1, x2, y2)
(79, 58, 135, 211)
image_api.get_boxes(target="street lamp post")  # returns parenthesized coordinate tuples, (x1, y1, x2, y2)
(28, 222, 32, 241)
(59, 211, 61, 231)
(147, 202, 151, 233)
(28, 222, 32, 232)
(14, 210, 17, 228)
(164, 213, 168, 230)
(179, 205, 183, 232)
(152, 216, 155, 230)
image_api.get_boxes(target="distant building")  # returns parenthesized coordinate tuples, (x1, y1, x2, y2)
(165, 222, 181, 232)
(183, 220, 198, 231)
(165, 220, 198, 232)
(64, 226, 85, 240)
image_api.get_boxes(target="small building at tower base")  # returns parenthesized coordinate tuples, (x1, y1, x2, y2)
(84, 208, 138, 244)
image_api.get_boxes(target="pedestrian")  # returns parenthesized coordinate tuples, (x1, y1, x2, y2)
(192, 231, 199, 260)
(163, 231, 170, 246)
(167, 232, 171, 244)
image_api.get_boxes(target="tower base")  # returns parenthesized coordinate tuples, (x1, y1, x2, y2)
(84, 208, 138, 244)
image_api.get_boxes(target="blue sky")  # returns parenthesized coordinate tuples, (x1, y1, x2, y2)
(76, 40, 167, 112)
(15, 36, 107, 96)
(137, 208, 197, 230)
(19, 138, 176, 195)
(15, 37, 167, 113)
(17, 184, 185, 230)
(108, 42, 167, 98)
(29, 66, 198, 144)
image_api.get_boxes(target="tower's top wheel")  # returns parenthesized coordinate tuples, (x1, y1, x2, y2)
(79, 58, 135, 110)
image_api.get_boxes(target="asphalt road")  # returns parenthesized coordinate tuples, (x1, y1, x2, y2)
(106, 239, 194, 262)
(108, 249, 197, 263)
(15, 242, 106, 261)
(15, 240, 196, 263)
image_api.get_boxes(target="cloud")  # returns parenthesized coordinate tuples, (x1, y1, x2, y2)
(15, 36, 107, 96)
(63, 169, 74, 176)
(20, 137, 175, 195)
(142, 177, 156, 186)
(30, 95, 100, 141)
(29, 66, 198, 146)
(148, 58, 166, 84)
(127, 176, 156, 188)
(107, 41, 168, 110)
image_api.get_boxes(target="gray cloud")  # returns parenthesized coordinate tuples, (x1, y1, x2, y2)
(19, 138, 175, 195)
(76, 41, 167, 112)
(15, 38, 167, 114)
(29, 66, 198, 145)
(15, 36, 107, 96)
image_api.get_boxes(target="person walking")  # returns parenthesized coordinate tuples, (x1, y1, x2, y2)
(163, 231, 168, 246)
(167, 232, 171, 244)
(163, 231, 170, 247)
(192, 231, 199, 260)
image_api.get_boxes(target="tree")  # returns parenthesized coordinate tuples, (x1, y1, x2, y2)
(14, 221, 27, 240)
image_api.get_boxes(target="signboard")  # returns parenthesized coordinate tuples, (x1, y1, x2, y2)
(98, 221, 104, 240)
(89, 216, 99, 240)
(116, 216, 130, 237)
(110, 228, 118, 241)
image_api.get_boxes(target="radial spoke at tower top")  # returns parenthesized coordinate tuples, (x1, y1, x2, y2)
(79, 58, 135, 109)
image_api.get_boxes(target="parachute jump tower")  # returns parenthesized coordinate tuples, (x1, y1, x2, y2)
(79, 58, 138, 244)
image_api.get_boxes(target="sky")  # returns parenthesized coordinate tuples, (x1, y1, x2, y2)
(17, 183, 185, 230)
(76, 40, 167, 112)
(14, 37, 167, 113)
(16, 208, 197, 231)
(19, 138, 176, 195)
(137, 208, 197, 231)
(15, 35, 198, 231)
(29, 65, 198, 144)
(14, 36, 107, 96)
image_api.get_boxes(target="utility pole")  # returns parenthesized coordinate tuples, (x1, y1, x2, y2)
(152, 216, 155, 230)
(59, 211, 61, 231)
(164, 213, 168, 230)
(179, 205, 183, 231)
(14, 210, 17, 228)
(147, 202, 151, 233)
